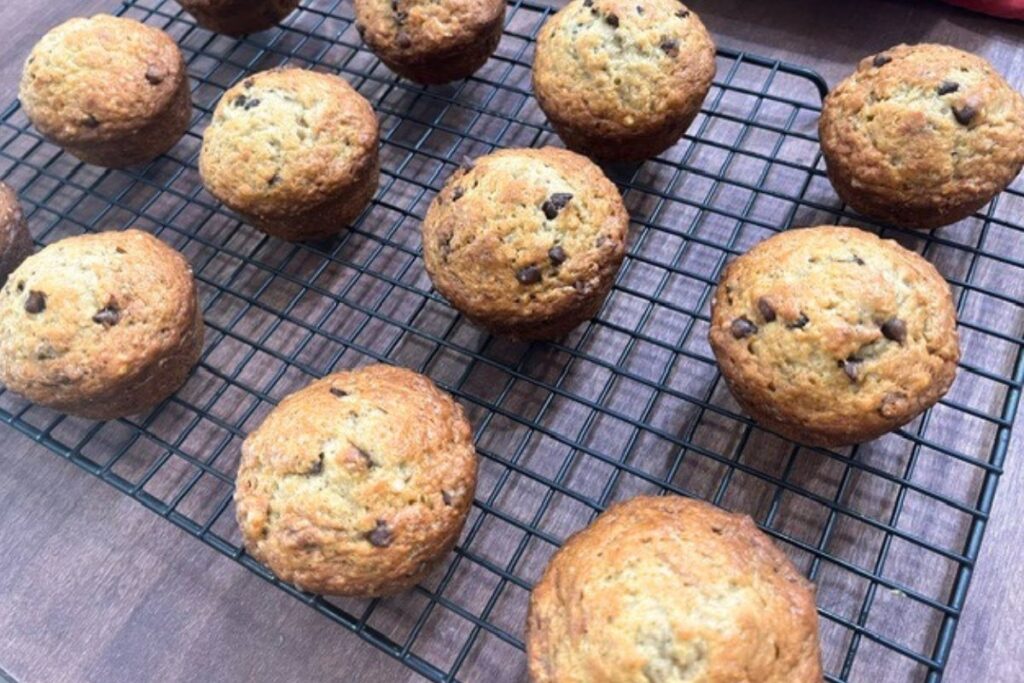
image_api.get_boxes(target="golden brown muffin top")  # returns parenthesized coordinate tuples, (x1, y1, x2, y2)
(0, 229, 200, 408)
(19, 15, 188, 144)
(532, 0, 716, 138)
(421, 147, 628, 330)
(354, 0, 505, 63)
(199, 68, 379, 219)
(709, 227, 960, 447)
(527, 495, 822, 683)
(234, 364, 478, 597)
(820, 44, 1024, 213)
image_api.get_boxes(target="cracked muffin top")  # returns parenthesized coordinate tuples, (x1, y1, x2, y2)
(421, 147, 629, 339)
(533, 0, 716, 139)
(820, 44, 1024, 229)
(709, 226, 959, 447)
(234, 364, 478, 597)
(527, 495, 822, 683)
(0, 229, 203, 419)
(19, 15, 187, 145)
(199, 68, 378, 219)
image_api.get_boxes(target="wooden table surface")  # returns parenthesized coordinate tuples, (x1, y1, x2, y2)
(0, 1, 1022, 682)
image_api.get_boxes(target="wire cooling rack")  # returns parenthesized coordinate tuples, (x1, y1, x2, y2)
(1, 0, 1021, 681)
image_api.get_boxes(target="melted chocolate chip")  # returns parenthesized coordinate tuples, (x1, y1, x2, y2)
(329, 387, 349, 398)
(605, 13, 620, 27)
(937, 80, 960, 96)
(953, 104, 977, 126)
(660, 38, 680, 57)
(840, 359, 861, 382)
(873, 54, 892, 68)
(452, 187, 465, 201)
(144, 64, 166, 85)
(541, 192, 573, 219)
(441, 490, 453, 506)
(92, 303, 120, 327)
(786, 313, 809, 330)
(367, 520, 393, 547)
(676, 9, 690, 18)
(730, 316, 757, 339)
(516, 265, 542, 285)
(757, 297, 776, 323)
(636, 5, 644, 14)
(307, 452, 324, 475)
(233, 95, 248, 108)
(24, 290, 46, 314)
(244, 98, 261, 110)
(881, 318, 907, 344)
(548, 245, 567, 265)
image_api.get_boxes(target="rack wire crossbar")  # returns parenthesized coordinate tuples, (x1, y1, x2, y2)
(0, 0, 1021, 681)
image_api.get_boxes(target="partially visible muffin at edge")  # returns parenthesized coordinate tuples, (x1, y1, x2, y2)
(19, 15, 192, 168)
(0, 229, 204, 420)
(820, 43, 1024, 230)
(527, 495, 823, 683)
(709, 226, 960, 448)
(234, 364, 478, 597)
(200, 68, 380, 242)
(421, 147, 629, 340)
(178, 0, 301, 36)
(0, 182, 33, 287)
(355, 0, 506, 84)
(532, 0, 716, 161)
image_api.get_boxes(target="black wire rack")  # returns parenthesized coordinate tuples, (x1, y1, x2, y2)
(0, 0, 1021, 681)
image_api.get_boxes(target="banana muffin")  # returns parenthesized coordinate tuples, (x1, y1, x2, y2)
(0, 182, 33, 287)
(532, 0, 716, 161)
(820, 44, 1024, 230)
(0, 230, 204, 420)
(19, 15, 191, 168)
(527, 495, 823, 682)
(354, 0, 505, 84)
(421, 147, 629, 340)
(200, 68, 380, 242)
(709, 227, 960, 448)
(178, 0, 301, 36)
(234, 364, 478, 597)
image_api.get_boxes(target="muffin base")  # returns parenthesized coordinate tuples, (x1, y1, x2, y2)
(63, 74, 192, 168)
(378, 20, 504, 85)
(547, 110, 701, 163)
(0, 202, 32, 287)
(181, 0, 302, 36)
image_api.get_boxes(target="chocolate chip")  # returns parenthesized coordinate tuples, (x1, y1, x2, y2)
(786, 313, 809, 330)
(92, 303, 120, 327)
(82, 114, 100, 128)
(541, 192, 573, 219)
(605, 13, 620, 27)
(356, 447, 375, 468)
(953, 104, 977, 126)
(244, 98, 261, 110)
(840, 359, 861, 382)
(396, 31, 412, 49)
(144, 65, 165, 85)
(548, 245, 567, 265)
(873, 54, 892, 68)
(306, 452, 324, 475)
(452, 187, 465, 201)
(516, 265, 542, 285)
(757, 297, 776, 322)
(268, 172, 280, 187)
(244, 78, 255, 88)
(16, 281, 24, 292)
(636, 5, 644, 13)
(442, 490, 453, 505)
(881, 318, 907, 344)
(367, 520, 393, 547)
(24, 290, 46, 314)
(583, 0, 593, 6)
(329, 387, 348, 397)
(660, 38, 680, 57)
(730, 316, 757, 339)
(233, 95, 248, 108)
(395, 10, 408, 22)
(676, 9, 690, 18)
(937, 80, 960, 96)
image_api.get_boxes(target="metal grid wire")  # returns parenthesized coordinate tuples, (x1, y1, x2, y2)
(0, 0, 1021, 680)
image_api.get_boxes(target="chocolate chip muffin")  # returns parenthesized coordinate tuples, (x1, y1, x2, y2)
(178, 0, 301, 36)
(527, 495, 823, 682)
(820, 44, 1024, 230)
(421, 147, 629, 340)
(234, 364, 478, 597)
(532, 0, 716, 161)
(709, 227, 960, 448)
(0, 230, 204, 420)
(19, 15, 192, 168)
(0, 183, 33, 287)
(354, 0, 505, 84)
(200, 68, 380, 242)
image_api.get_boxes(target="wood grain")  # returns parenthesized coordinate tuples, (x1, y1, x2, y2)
(0, 1, 1021, 682)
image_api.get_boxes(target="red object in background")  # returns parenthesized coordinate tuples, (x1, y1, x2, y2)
(942, 0, 1024, 18)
